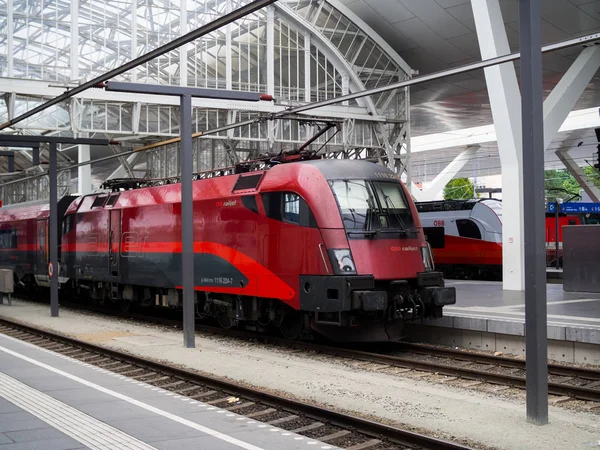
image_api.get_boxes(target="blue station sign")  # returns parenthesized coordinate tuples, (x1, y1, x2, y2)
(547, 202, 600, 214)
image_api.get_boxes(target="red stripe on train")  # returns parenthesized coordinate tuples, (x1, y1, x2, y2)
(63, 241, 295, 301)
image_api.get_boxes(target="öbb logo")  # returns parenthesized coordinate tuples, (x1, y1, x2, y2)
(216, 200, 237, 207)
(391, 246, 418, 252)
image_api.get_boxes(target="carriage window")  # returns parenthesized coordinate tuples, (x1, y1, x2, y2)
(0, 230, 17, 249)
(456, 219, 481, 240)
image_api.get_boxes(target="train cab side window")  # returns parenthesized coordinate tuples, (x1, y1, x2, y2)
(62, 214, 75, 235)
(456, 219, 481, 240)
(261, 192, 317, 228)
(284, 193, 300, 224)
(241, 195, 258, 214)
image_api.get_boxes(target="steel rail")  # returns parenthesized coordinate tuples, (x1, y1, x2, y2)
(403, 342, 600, 379)
(0, 316, 474, 450)
(0, 0, 278, 132)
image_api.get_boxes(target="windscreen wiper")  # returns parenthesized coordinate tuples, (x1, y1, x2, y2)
(347, 229, 379, 237)
(377, 228, 418, 236)
(381, 193, 408, 231)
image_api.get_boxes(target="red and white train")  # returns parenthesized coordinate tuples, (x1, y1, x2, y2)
(417, 198, 600, 280)
(416, 199, 503, 280)
(0, 154, 455, 342)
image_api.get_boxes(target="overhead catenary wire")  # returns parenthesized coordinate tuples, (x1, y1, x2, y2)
(1, 137, 598, 189)
(0, 30, 598, 188)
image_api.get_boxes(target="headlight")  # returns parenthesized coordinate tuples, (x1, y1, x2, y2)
(329, 249, 357, 275)
(421, 244, 434, 271)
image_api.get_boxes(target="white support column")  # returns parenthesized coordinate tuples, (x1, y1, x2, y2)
(410, 185, 424, 202)
(555, 149, 600, 202)
(70, 0, 79, 81)
(544, 46, 600, 149)
(225, 0, 232, 91)
(304, 34, 311, 102)
(267, 6, 276, 147)
(5, 93, 15, 120)
(180, 0, 188, 86)
(417, 145, 480, 201)
(227, 110, 237, 139)
(132, 102, 141, 135)
(78, 132, 92, 195)
(341, 73, 349, 105)
(405, 86, 412, 191)
(267, 6, 275, 96)
(131, 0, 138, 82)
(7, 0, 13, 77)
(472, 0, 524, 291)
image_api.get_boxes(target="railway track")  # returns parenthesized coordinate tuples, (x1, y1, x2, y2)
(0, 316, 475, 450)
(8, 296, 600, 406)
(197, 328, 600, 404)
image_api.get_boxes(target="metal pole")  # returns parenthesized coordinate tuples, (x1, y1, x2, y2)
(555, 201, 560, 270)
(49, 142, 59, 318)
(180, 94, 195, 348)
(520, 0, 548, 425)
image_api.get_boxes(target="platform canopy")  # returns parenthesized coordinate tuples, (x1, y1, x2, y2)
(0, 0, 413, 204)
(342, 0, 600, 183)
(0, 0, 599, 202)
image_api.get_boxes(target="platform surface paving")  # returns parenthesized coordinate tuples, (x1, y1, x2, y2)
(0, 332, 337, 450)
(445, 280, 600, 329)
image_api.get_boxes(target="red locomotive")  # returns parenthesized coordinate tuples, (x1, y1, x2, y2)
(0, 155, 455, 342)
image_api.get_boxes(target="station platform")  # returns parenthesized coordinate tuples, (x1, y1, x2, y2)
(0, 332, 335, 450)
(445, 280, 600, 328)
(408, 280, 600, 364)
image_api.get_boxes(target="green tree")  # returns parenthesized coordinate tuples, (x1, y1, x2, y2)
(583, 166, 600, 187)
(544, 167, 600, 202)
(443, 178, 475, 200)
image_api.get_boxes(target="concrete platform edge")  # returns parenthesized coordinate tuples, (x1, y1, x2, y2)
(407, 320, 600, 365)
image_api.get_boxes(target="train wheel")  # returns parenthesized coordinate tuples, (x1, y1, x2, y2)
(195, 292, 208, 319)
(279, 310, 304, 340)
(217, 310, 233, 329)
(120, 298, 132, 313)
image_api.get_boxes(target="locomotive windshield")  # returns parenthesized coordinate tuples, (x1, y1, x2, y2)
(328, 179, 415, 235)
